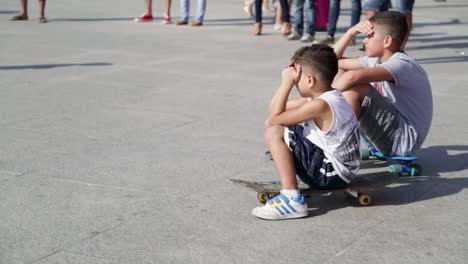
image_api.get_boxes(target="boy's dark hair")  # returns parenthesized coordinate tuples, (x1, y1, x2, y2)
(370, 11, 408, 50)
(291, 44, 338, 86)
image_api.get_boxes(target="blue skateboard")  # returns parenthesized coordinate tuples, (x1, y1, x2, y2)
(360, 137, 421, 176)
(264, 138, 422, 176)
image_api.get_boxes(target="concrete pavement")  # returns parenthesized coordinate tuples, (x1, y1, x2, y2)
(1, 0, 468, 263)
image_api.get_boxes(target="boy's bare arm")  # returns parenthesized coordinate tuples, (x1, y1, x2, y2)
(265, 64, 303, 128)
(334, 20, 374, 59)
(334, 66, 393, 91)
(267, 99, 330, 127)
(338, 57, 364, 71)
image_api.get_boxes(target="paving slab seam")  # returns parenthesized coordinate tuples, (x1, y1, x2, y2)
(321, 216, 390, 264)
(48, 177, 152, 193)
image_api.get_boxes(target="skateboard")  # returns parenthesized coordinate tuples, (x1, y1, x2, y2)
(229, 173, 399, 206)
(360, 137, 422, 176)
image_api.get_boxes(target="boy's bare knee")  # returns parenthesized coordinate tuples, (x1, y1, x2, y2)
(264, 125, 285, 147)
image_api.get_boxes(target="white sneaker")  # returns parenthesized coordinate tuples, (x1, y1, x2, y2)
(300, 34, 317, 43)
(273, 24, 282, 31)
(252, 193, 308, 220)
(287, 31, 302, 41)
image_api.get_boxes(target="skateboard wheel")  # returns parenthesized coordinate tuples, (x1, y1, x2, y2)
(360, 149, 370, 160)
(410, 163, 422, 176)
(358, 193, 372, 206)
(257, 192, 269, 204)
(388, 164, 403, 174)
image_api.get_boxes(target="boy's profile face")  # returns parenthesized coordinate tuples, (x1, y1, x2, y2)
(363, 23, 386, 57)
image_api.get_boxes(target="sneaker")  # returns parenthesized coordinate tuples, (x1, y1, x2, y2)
(300, 34, 317, 43)
(287, 31, 301, 41)
(320, 36, 335, 45)
(134, 14, 153, 22)
(273, 24, 282, 31)
(252, 193, 308, 220)
(162, 16, 172, 24)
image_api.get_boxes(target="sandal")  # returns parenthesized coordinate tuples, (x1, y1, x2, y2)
(10, 14, 28, 21)
(39, 17, 48, 23)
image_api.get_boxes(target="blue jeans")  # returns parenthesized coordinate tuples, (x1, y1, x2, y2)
(256, 0, 290, 23)
(294, 0, 315, 36)
(328, 0, 362, 38)
(181, 0, 207, 22)
(363, 0, 391, 12)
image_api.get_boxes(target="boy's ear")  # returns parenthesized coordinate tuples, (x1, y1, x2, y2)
(307, 74, 316, 88)
(383, 35, 393, 49)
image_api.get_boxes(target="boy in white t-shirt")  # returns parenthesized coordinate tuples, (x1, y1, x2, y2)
(252, 45, 360, 220)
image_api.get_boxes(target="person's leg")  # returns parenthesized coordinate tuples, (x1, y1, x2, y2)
(255, 0, 263, 23)
(38, 0, 46, 18)
(304, 0, 316, 38)
(397, 0, 415, 50)
(355, 87, 400, 155)
(293, 0, 305, 35)
(176, 0, 189, 24)
(265, 125, 298, 190)
(350, 0, 361, 27)
(279, 0, 291, 35)
(194, 0, 206, 23)
(11, 0, 29, 19)
(21, 0, 28, 16)
(164, 0, 171, 18)
(363, 0, 385, 19)
(327, 0, 340, 39)
(275, 0, 283, 29)
(253, 0, 263, 35)
(145, 0, 152, 15)
(181, 0, 189, 21)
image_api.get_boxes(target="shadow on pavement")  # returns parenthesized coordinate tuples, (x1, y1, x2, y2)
(0, 10, 17, 14)
(51, 17, 133, 22)
(0, 62, 112, 70)
(307, 174, 468, 217)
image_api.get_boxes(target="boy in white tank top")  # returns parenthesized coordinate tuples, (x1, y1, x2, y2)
(252, 44, 360, 220)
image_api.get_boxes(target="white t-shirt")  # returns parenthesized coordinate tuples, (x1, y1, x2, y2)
(303, 90, 360, 183)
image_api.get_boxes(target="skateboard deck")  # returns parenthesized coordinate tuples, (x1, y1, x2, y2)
(360, 137, 421, 176)
(229, 173, 399, 206)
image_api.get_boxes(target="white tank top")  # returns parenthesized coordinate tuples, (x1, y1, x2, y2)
(303, 90, 360, 182)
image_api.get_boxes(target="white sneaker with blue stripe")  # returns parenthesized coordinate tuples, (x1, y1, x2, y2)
(252, 193, 308, 220)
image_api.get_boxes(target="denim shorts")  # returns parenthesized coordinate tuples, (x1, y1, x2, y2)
(359, 87, 401, 155)
(284, 125, 347, 190)
(363, 0, 391, 12)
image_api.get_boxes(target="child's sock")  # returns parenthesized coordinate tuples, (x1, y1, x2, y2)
(281, 189, 301, 199)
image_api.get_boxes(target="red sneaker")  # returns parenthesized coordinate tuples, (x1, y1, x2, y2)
(134, 14, 153, 22)
(162, 16, 172, 24)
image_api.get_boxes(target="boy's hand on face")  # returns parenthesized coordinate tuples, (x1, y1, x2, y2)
(349, 20, 374, 37)
(281, 63, 302, 87)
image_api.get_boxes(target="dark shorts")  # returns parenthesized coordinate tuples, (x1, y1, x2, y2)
(285, 125, 347, 190)
(359, 87, 400, 155)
